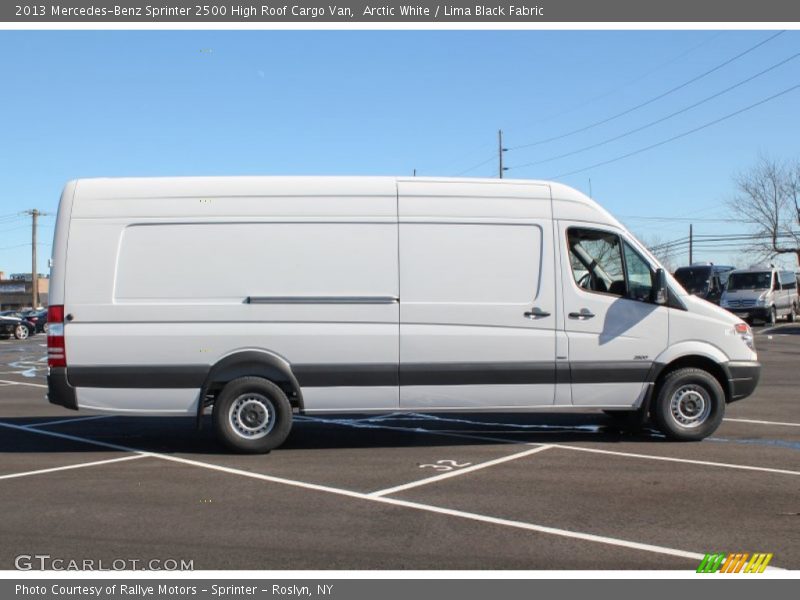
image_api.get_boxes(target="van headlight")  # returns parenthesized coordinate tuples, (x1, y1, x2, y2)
(734, 322, 755, 351)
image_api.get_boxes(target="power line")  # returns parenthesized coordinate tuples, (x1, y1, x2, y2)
(453, 154, 497, 176)
(508, 31, 785, 152)
(508, 49, 800, 171)
(547, 82, 800, 179)
(650, 231, 800, 253)
(517, 33, 724, 131)
(623, 216, 744, 223)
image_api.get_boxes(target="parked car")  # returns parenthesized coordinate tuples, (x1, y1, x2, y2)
(720, 266, 798, 325)
(22, 309, 48, 333)
(673, 263, 735, 305)
(0, 312, 36, 340)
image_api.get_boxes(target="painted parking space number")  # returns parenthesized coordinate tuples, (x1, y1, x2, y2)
(419, 459, 472, 472)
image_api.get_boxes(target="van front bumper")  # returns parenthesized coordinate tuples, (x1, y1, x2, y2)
(47, 367, 78, 410)
(724, 306, 770, 321)
(724, 361, 761, 402)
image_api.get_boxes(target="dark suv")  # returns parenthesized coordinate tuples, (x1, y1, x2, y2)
(673, 264, 735, 305)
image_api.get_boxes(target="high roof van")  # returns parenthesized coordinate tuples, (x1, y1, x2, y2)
(720, 265, 798, 326)
(47, 177, 761, 452)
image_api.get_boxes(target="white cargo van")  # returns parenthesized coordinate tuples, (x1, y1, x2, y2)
(47, 177, 761, 452)
(720, 265, 798, 325)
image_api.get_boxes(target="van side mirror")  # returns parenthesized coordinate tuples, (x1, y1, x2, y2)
(653, 268, 668, 305)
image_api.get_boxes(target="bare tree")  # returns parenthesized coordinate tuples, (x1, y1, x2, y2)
(728, 155, 800, 266)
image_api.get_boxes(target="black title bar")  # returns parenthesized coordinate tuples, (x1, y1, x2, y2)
(3, 0, 800, 22)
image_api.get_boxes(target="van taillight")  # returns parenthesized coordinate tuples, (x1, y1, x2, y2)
(47, 305, 66, 368)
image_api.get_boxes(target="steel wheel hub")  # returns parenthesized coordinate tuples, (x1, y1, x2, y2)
(229, 394, 275, 440)
(669, 384, 711, 428)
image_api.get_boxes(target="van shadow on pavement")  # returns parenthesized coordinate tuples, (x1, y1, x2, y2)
(0, 413, 666, 455)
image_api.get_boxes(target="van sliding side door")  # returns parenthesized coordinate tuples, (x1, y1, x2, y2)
(397, 180, 557, 409)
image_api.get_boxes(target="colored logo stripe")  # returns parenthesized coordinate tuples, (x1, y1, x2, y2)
(697, 552, 773, 573)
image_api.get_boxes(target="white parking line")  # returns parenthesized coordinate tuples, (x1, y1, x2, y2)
(552, 444, 800, 476)
(725, 417, 800, 428)
(28, 415, 111, 428)
(302, 415, 800, 477)
(0, 454, 147, 481)
(368, 444, 554, 498)
(0, 378, 47, 389)
(0, 420, 713, 565)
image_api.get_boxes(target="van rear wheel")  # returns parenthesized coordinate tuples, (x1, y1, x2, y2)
(213, 377, 292, 453)
(652, 368, 724, 441)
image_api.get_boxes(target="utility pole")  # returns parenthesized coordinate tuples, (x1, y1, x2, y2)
(689, 223, 693, 265)
(24, 209, 49, 309)
(498, 130, 508, 179)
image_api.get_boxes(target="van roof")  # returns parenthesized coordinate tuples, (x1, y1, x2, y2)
(71, 175, 586, 198)
(729, 266, 776, 274)
(67, 176, 623, 227)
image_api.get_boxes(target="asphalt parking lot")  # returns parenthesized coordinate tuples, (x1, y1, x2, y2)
(0, 327, 798, 571)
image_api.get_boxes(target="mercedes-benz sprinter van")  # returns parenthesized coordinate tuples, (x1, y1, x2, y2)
(720, 265, 798, 325)
(46, 177, 761, 452)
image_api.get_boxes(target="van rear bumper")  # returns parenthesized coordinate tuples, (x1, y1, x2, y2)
(47, 367, 78, 411)
(725, 361, 761, 402)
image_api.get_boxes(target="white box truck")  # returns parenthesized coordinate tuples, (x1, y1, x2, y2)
(46, 177, 761, 452)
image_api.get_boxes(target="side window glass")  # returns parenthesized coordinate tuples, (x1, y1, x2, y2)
(567, 229, 626, 297)
(622, 241, 654, 302)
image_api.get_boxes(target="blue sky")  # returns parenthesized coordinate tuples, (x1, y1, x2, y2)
(0, 30, 798, 275)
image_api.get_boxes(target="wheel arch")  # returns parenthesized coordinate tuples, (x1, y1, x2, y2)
(652, 354, 731, 406)
(197, 350, 304, 425)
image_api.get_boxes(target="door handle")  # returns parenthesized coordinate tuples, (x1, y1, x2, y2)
(568, 309, 595, 320)
(524, 307, 551, 319)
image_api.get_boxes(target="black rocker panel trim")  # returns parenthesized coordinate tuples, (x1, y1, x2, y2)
(66, 361, 654, 389)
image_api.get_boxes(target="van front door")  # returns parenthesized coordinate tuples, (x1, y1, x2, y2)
(398, 180, 556, 409)
(559, 224, 668, 408)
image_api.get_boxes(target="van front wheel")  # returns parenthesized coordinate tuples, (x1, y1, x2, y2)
(767, 306, 776, 326)
(213, 377, 292, 453)
(653, 368, 724, 441)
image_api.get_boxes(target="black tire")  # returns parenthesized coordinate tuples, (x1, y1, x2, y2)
(767, 306, 776, 327)
(14, 324, 29, 340)
(652, 368, 725, 441)
(212, 377, 293, 453)
(788, 304, 797, 323)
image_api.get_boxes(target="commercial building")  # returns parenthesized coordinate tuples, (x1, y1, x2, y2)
(0, 272, 49, 310)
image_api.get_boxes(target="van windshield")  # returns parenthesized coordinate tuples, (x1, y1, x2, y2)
(673, 268, 711, 295)
(727, 272, 771, 291)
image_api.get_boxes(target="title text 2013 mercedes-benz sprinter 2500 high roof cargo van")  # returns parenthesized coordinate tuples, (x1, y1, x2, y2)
(46, 177, 761, 452)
